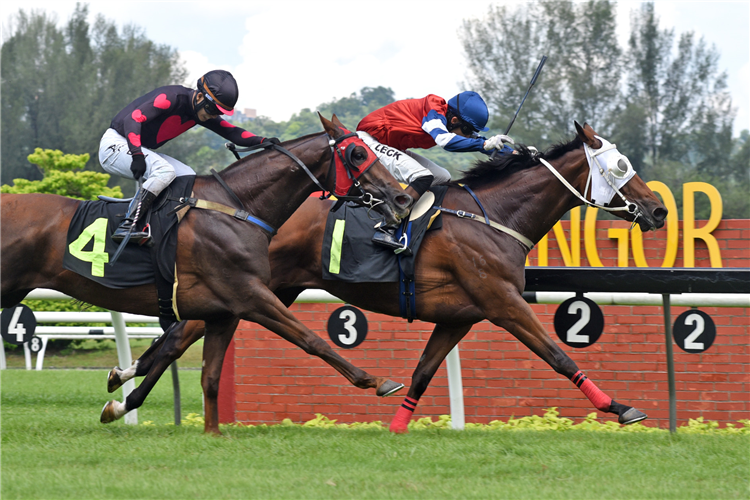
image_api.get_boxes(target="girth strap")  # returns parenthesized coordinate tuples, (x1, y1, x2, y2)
(434, 185, 534, 251)
(435, 206, 534, 251)
(172, 197, 277, 235)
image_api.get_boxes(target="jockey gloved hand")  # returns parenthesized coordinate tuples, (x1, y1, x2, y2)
(130, 154, 147, 179)
(483, 134, 514, 151)
(263, 137, 281, 145)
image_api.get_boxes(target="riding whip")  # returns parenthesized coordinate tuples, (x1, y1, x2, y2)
(492, 55, 547, 159)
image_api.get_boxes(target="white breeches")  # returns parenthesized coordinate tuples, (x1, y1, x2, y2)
(98, 128, 195, 196)
(356, 131, 451, 186)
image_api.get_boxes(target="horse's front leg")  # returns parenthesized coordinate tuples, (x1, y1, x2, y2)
(106, 320, 205, 392)
(100, 320, 207, 425)
(389, 323, 473, 433)
(489, 292, 647, 425)
(200, 317, 240, 435)
(236, 280, 404, 397)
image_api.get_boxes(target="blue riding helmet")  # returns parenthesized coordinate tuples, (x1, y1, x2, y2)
(447, 91, 490, 132)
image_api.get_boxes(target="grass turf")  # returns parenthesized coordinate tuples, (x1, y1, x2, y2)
(2, 338, 204, 369)
(1, 370, 748, 499)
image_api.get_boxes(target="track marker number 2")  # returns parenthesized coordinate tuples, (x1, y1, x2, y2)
(673, 309, 715, 353)
(683, 313, 705, 350)
(566, 300, 591, 343)
(553, 296, 603, 348)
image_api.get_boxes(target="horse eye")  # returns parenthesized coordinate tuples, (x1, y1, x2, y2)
(617, 159, 628, 172)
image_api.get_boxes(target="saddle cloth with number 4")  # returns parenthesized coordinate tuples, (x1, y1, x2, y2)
(62, 176, 194, 290)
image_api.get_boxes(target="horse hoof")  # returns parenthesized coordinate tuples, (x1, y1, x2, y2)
(107, 367, 123, 393)
(619, 407, 648, 425)
(100, 400, 120, 424)
(377, 380, 404, 397)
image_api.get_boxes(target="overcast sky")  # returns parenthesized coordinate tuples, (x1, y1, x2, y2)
(2, 1, 748, 134)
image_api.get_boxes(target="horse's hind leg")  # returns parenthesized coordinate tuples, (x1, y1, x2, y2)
(106, 320, 205, 392)
(489, 293, 647, 425)
(389, 323, 473, 433)
(100, 320, 205, 424)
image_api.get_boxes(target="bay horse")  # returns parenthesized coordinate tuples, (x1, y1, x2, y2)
(0, 115, 413, 431)
(109, 122, 668, 433)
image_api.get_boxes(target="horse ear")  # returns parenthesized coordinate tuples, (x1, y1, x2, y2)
(574, 121, 601, 148)
(574, 121, 584, 137)
(331, 114, 345, 128)
(319, 112, 336, 136)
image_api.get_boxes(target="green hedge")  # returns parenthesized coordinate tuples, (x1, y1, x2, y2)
(163, 408, 750, 434)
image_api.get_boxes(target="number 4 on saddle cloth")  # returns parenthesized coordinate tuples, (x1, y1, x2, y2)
(62, 176, 195, 330)
(322, 186, 448, 322)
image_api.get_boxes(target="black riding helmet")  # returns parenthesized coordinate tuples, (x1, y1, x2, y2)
(195, 70, 238, 116)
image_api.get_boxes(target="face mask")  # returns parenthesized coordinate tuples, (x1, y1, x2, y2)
(585, 136, 637, 205)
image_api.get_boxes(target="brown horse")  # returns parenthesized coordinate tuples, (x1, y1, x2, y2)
(1, 115, 413, 431)
(110, 122, 668, 433)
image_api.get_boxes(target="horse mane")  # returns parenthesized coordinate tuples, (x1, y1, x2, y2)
(454, 135, 583, 188)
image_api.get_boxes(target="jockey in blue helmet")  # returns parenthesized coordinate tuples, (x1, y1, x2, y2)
(357, 90, 514, 250)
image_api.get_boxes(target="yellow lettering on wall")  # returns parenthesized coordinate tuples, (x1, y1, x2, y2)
(608, 228, 630, 267)
(683, 182, 723, 268)
(584, 206, 604, 267)
(630, 181, 679, 267)
(535, 233, 549, 266)
(551, 207, 581, 266)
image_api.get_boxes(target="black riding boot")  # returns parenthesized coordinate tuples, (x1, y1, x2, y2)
(111, 188, 157, 245)
(372, 226, 410, 255)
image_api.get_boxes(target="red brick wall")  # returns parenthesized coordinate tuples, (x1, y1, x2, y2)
(224, 219, 749, 428)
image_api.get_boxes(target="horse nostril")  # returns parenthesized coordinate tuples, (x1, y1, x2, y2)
(395, 194, 412, 208)
(653, 207, 668, 221)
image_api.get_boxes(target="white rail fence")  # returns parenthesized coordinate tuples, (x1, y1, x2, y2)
(2, 289, 747, 430)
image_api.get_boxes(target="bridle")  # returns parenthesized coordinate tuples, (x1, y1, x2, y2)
(538, 136, 643, 226)
(326, 130, 385, 212)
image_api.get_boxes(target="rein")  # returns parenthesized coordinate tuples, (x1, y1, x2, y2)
(229, 132, 384, 212)
(173, 131, 388, 233)
(226, 141, 329, 195)
(436, 137, 643, 252)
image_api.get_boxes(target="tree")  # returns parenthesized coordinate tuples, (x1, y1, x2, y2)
(1, 148, 122, 200)
(619, 3, 735, 180)
(460, 0, 746, 218)
(460, 0, 622, 146)
(1, 4, 187, 191)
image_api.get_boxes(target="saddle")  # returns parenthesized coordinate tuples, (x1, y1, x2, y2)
(62, 176, 195, 330)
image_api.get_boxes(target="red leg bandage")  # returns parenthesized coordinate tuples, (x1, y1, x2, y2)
(389, 397, 418, 434)
(571, 371, 612, 412)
